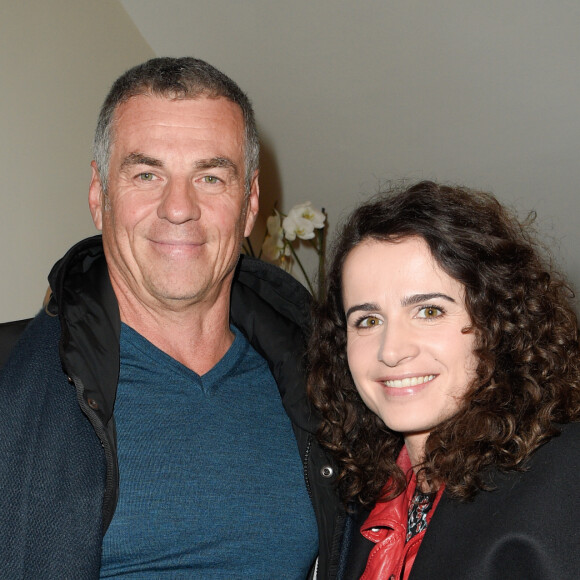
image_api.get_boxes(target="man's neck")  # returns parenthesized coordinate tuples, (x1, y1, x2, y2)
(116, 292, 234, 377)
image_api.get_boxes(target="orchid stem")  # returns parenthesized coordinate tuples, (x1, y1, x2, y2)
(316, 217, 326, 302)
(287, 242, 315, 296)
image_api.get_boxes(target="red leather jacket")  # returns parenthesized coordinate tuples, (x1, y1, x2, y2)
(359, 447, 443, 580)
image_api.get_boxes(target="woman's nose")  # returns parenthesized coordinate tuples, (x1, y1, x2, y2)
(378, 319, 419, 367)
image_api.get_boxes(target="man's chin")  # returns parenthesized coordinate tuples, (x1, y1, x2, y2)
(143, 277, 214, 307)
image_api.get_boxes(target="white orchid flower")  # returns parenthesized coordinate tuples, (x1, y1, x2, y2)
(261, 211, 291, 261)
(282, 202, 326, 241)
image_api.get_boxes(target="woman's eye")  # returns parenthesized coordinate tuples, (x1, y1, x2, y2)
(138, 172, 154, 181)
(417, 306, 443, 319)
(358, 315, 383, 328)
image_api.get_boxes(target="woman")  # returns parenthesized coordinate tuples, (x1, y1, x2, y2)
(309, 181, 580, 579)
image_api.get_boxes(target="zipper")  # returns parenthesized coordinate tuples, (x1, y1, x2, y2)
(303, 434, 319, 580)
(303, 434, 314, 501)
(70, 373, 119, 533)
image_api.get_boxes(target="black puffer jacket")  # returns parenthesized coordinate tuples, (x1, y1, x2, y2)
(0, 235, 345, 579)
(336, 422, 580, 580)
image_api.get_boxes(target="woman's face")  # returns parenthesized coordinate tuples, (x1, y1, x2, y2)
(342, 236, 477, 460)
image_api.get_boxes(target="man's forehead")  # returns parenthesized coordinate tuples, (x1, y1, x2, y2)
(109, 95, 245, 155)
(112, 94, 243, 125)
(106, 96, 246, 180)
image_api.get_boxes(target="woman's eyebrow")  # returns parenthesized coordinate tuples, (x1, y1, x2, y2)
(401, 293, 456, 307)
(345, 302, 380, 319)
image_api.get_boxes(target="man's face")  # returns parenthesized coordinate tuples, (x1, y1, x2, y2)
(89, 95, 259, 312)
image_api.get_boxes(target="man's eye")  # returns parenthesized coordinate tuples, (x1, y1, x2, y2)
(203, 175, 220, 184)
(357, 315, 383, 328)
(417, 306, 443, 319)
(138, 173, 154, 181)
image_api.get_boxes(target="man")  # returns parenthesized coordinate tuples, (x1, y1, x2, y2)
(0, 58, 343, 578)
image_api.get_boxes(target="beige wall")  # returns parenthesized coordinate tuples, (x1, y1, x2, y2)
(0, 0, 154, 322)
(3, 1, 580, 321)
(121, 1, 580, 300)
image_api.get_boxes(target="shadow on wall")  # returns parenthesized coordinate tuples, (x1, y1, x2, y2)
(248, 134, 284, 254)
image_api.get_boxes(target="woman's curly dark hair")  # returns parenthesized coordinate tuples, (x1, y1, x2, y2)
(308, 180, 580, 506)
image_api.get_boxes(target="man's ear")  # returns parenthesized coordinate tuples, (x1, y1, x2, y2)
(88, 161, 105, 231)
(243, 170, 260, 238)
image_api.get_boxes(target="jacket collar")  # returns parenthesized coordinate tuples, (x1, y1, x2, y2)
(48, 235, 120, 423)
(47, 236, 315, 432)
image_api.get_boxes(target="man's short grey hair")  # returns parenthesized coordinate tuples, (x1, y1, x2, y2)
(93, 57, 259, 194)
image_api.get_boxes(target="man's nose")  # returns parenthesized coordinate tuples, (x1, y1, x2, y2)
(157, 178, 201, 223)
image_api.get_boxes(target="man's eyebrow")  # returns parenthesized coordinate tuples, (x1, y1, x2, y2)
(120, 153, 163, 170)
(401, 293, 456, 307)
(345, 302, 380, 319)
(195, 157, 239, 176)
